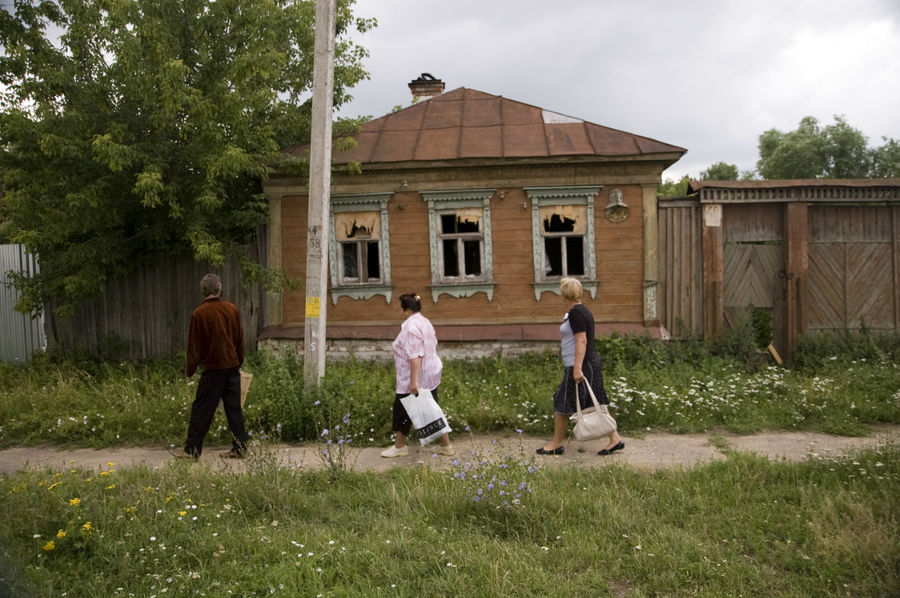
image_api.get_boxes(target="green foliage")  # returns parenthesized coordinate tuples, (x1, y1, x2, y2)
(870, 136, 900, 177)
(758, 116, 829, 179)
(794, 328, 900, 370)
(658, 162, 743, 197)
(0, 444, 897, 596)
(756, 114, 898, 179)
(699, 161, 739, 180)
(0, 0, 375, 315)
(657, 173, 691, 196)
(3, 331, 898, 447)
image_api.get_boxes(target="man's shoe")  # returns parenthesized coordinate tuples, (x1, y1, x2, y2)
(220, 449, 245, 459)
(536, 446, 565, 455)
(598, 441, 625, 456)
(434, 445, 456, 456)
(169, 448, 197, 461)
(380, 445, 409, 458)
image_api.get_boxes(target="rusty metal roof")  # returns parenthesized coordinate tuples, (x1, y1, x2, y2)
(287, 87, 685, 165)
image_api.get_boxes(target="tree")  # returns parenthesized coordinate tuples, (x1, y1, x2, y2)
(657, 174, 690, 196)
(699, 161, 738, 181)
(658, 162, 739, 196)
(757, 116, 829, 179)
(871, 137, 900, 177)
(756, 114, 898, 179)
(0, 0, 374, 316)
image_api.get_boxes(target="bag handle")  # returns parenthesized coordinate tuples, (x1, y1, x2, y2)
(574, 378, 603, 419)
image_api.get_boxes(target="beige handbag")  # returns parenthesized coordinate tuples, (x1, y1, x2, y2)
(218, 370, 252, 411)
(570, 381, 617, 441)
(239, 370, 253, 408)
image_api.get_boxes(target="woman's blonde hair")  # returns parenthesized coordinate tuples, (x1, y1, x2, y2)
(559, 277, 583, 301)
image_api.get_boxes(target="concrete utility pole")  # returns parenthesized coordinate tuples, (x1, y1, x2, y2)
(303, 0, 336, 386)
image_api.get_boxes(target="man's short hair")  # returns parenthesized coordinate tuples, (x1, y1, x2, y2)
(200, 273, 222, 298)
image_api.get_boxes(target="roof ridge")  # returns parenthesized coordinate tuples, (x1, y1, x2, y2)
(455, 89, 464, 157)
(499, 92, 506, 158)
(412, 99, 427, 161)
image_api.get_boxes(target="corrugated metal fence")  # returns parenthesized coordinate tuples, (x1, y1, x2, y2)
(0, 244, 47, 362)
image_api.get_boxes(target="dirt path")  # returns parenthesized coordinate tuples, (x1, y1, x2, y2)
(1, 425, 897, 475)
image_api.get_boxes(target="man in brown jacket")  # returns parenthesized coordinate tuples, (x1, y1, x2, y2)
(173, 273, 249, 460)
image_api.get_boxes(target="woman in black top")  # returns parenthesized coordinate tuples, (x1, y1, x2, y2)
(537, 278, 624, 456)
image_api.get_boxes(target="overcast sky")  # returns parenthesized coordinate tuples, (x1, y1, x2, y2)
(337, 0, 900, 181)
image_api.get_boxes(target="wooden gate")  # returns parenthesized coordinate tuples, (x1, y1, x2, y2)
(808, 205, 896, 332)
(722, 204, 786, 353)
(671, 180, 900, 360)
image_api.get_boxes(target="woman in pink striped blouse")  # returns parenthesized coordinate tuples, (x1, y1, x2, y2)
(381, 293, 456, 458)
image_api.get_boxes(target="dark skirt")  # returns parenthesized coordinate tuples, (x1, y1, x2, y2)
(552, 354, 609, 415)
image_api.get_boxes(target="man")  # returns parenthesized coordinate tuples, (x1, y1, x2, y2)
(173, 273, 249, 460)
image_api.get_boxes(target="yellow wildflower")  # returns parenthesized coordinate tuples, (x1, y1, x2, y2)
(69, 498, 81, 507)
(106, 484, 116, 490)
(99, 471, 109, 477)
(82, 522, 92, 532)
(46, 482, 62, 490)
(42, 540, 55, 551)
(56, 529, 66, 539)
(179, 511, 187, 517)
(107, 462, 114, 467)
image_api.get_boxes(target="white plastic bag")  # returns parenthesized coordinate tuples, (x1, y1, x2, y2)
(399, 388, 452, 445)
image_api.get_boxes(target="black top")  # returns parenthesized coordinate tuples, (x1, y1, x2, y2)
(567, 303, 596, 357)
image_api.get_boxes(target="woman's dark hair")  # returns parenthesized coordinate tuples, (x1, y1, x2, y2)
(399, 293, 422, 313)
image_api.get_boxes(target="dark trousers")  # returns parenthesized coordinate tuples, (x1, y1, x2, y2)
(392, 386, 439, 436)
(184, 367, 248, 456)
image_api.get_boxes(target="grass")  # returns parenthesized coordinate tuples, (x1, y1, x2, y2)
(0, 438, 896, 597)
(1, 331, 897, 448)
(0, 332, 898, 595)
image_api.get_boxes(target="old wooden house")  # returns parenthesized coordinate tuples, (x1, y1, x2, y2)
(260, 75, 686, 358)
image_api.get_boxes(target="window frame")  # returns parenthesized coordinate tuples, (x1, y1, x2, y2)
(524, 186, 602, 301)
(420, 189, 496, 303)
(328, 192, 393, 304)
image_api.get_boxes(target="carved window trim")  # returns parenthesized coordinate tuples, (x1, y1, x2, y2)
(524, 185, 602, 301)
(328, 192, 393, 304)
(420, 189, 496, 303)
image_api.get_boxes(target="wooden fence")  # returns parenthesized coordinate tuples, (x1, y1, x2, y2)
(658, 180, 900, 360)
(48, 248, 266, 361)
(657, 199, 703, 338)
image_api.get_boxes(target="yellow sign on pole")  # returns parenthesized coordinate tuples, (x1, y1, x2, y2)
(305, 297, 321, 318)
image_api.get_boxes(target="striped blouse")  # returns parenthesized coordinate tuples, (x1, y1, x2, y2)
(391, 312, 443, 394)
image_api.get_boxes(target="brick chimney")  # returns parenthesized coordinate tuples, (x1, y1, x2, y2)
(408, 73, 445, 102)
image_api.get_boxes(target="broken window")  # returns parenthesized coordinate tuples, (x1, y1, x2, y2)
(541, 206, 586, 277)
(439, 208, 483, 280)
(335, 211, 381, 283)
